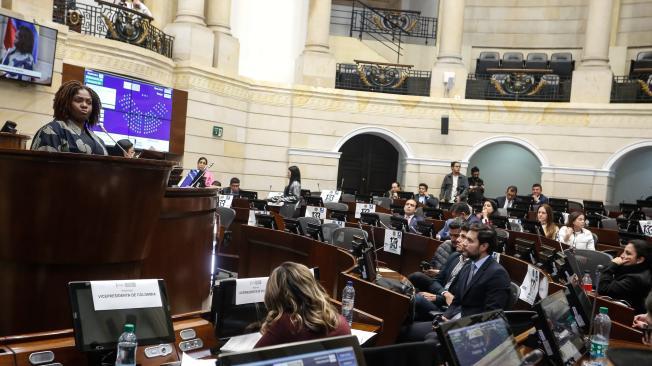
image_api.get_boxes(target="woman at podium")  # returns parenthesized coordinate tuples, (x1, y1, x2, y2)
(179, 157, 214, 187)
(255, 262, 350, 348)
(30, 80, 107, 155)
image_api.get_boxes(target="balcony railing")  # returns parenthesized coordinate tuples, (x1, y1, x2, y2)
(466, 73, 571, 102)
(52, 0, 173, 58)
(335, 60, 431, 96)
(611, 75, 652, 103)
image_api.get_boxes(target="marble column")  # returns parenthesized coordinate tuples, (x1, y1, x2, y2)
(3, 0, 53, 23)
(570, 0, 614, 103)
(163, 0, 215, 66)
(206, 0, 239, 76)
(295, 0, 336, 88)
(147, 0, 176, 30)
(430, 0, 467, 98)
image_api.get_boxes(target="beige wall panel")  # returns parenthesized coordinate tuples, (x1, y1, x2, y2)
(188, 89, 249, 112)
(290, 133, 341, 151)
(186, 100, 248, 127)
(465, 0, 587, 6)
(243, 145, 288, 162)
(247, 113, 292, 132)
(239, 175, 288, 193)
(243, 160, 289, 177)
(288, 155, 340, 167)
(246, 129, 290, 147)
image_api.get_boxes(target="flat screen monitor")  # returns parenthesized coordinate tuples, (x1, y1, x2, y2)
(534, 290, 586, 365)
(239, 190, 258, 200)
(565, 282, 593, 333)
(397, 191, 414, 200)
(211, 278, 268, 340)
(437, 310, 522, 366)
(84, 69, 173, 152)
(0, 15, 57, 85)
(218, 335, 366, 366)
(68, 280, 175, 352)
(390, 215, 408, 232)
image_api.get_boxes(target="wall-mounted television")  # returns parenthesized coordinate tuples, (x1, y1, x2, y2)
(84, 69, 173, 152)
(0, 15, 57, 85)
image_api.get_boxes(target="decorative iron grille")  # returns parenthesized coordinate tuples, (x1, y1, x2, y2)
(611, 75, 652, 103)
(466, 73, 571, 102)
(52, 0, 174, 58)
(350, 2, 437, 43)
(336, 61, 431, 96)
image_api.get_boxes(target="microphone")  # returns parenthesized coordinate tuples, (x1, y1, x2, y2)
(358, 220, 381, 274)
(587, 264, 605, 342)
(340, 178, 344, 191)
(190, 162, 213, 187)
(519, 349, 544, 366)
(269, 185, 272, 193)
(317, 183, 320, 192)
(98, 123, 128, 156)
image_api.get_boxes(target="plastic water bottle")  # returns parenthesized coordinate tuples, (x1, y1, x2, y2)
(582, 270, 593, 292)
(589, 307, 611, 366)
(342, 281, 355, 326)
(115, 323, 137, 366)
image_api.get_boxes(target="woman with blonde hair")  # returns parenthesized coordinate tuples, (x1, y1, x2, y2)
(537, 204, 559, 240)
(255, 262, 351, 348)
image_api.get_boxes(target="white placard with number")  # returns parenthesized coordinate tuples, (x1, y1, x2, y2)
(248, 210, 266, 226)
(305, 206, 327, 220)
(383, 229, 403, 255)
(90, 279, 162, 311)
(355, 203, 376, 219)
(640, 220, 652, 237)
(217, 195, 234, 208)
(323, 219, 345, 228)
(321, 190, 342, 203)
(519, 265, 540, 305)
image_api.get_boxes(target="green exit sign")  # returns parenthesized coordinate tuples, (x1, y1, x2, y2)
(212, 126, 223, 137)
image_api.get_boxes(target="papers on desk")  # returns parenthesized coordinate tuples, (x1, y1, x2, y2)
(181, 351, 217, 365)
(378, 267, 394, 273)
(220, 332, 262, 353)
(351, 328, 376, 345)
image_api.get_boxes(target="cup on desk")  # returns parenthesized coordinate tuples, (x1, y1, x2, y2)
(643, 324, 652, 346)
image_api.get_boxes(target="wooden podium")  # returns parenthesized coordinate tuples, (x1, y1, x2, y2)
(0, 132, 30, 150)
(0, 149, 174, 336)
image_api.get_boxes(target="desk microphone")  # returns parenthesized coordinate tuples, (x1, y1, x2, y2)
(98, 123, 127, 156)
(587, 264, 605, 343)
(317, 183, 320, 192)
(340, 178, 344, 191)
(358, 220, 380, 274)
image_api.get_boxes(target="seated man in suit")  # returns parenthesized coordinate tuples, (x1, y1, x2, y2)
(443, 224, 511, 320)
(495, 185, 519, 210)
(403, 199, 424, 233)
(415, 183, 438, 208)
(436, 202, 481, 240)
(531, 183, 548, 207)
(409, 222, 469, 320)
(221, 177, 241, 197)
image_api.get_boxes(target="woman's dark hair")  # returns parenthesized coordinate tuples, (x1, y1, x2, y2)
(15, 26, 35, 54)
(116, 139, 133, 151)
(53, 81, 102, 126)
(565, 211, 585, 228)
(197, 156, 208, 164)
(484, 199, 498, 218)
(629, 239, 651, 268)
(288, 165, 301, 184)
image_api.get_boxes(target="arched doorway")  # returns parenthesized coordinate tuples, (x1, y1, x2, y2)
(608, 146, 652, 203)
(336, 134, 399, 195)
(467, 142, 542, 198)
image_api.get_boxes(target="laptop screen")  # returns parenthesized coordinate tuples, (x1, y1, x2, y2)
(537, 291, 585, 364)
(447, 318, 521, 366)
(228, 346, 359, 366)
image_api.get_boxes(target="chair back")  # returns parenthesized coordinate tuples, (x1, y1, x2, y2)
(216, 207, 236, 228)
(502, 52, 524, 68)
(279, 203, 299, 218)
(637, 51, 652, 61)
(526, 52, 548, 69)
(341, 193, 355, 203)
(373, 196, 392, 210)
(321, 223, 342, 243)
(297, 216, 321, 235)
(330, 227, 368, 249)
(509, 282, 520, 310)
(377, 212, 393, 228)
(570, 249, 613, 284)
(325, 202, 349, 212)
(362, 340, 440, 366)
(476, 51, 500, 74)
(601, 218, 619, 230)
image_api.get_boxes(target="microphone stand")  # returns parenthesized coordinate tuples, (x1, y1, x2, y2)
(98, 123, 128, 156)
(358, 220, 381, 277)
(586, 264, 605, 347)
(191, 162, 214, 188)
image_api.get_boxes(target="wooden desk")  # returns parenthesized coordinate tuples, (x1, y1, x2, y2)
(0, 149, 174, 336)
(0, 132, 29, 150)
(142, 188, 219, 315)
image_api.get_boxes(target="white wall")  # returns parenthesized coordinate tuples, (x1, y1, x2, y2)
(612, 147, 652, 203)
(231, 0, 309, 84)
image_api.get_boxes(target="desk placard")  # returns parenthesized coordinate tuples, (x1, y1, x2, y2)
(217, 195, 233, 208)
(355, 203, 376, 219)
(305, 206, 327, 220)
(519, 265, 540, 305)
(640, 220, 652, 237)
(320, 190, 342, 203)
(248, 210, 266, 226)
(90, 279, 162, 311)
(235, 277, 268, 305)
(383, 229, 402, 255)
(323, 219, 345, 228)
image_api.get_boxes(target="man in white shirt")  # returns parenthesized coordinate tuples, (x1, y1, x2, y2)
(439, 161, 469, 203)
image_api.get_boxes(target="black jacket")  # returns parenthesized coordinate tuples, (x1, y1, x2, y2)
(598, 262, 651, 314)
(444, 256, 511, 318)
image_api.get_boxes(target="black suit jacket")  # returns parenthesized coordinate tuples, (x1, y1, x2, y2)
(495, 195, 520, 209)
(431, 251, 463, 296)
(443, 255, 511, 319)
(405, 214, 425, 233)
